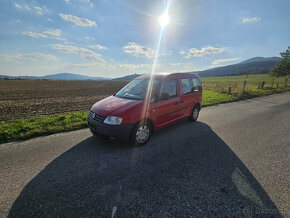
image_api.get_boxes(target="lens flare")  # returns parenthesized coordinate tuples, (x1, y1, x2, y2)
(159, 12, 170, 27)
(140, 1, 171, 129)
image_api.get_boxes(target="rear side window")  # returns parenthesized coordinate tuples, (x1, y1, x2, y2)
(181, 78, 201, 95)
(160, 80, 178, 99)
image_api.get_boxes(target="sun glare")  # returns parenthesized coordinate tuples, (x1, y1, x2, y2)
(159, 12, 170, 27)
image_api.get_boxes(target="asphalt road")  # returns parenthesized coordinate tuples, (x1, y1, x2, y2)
(0, 92, 289, 217)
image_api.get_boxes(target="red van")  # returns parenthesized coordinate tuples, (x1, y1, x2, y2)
(88, 73, 202, 145)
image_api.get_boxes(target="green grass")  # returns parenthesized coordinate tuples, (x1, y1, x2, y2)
(0, 112, 88, 143)
(1, 74, 289, 144)
(202, 90, 238, 106)
(202, 87, 289, 106)
(201, 74, 288, 93)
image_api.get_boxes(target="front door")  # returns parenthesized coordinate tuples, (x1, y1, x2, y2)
(153, 79, 182, 128)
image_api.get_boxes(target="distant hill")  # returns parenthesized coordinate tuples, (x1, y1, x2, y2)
(41, 73, 109, 80)
(197, 57, 281, 77)
(0, 56, 283, 81)
(0, 73, 110, 81)
(112, 74, 143, 81)
(239, 57, 281, 64)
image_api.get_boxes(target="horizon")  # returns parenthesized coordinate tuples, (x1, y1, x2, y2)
(0, 0, 289, 78)
(0, 56, 281, 79)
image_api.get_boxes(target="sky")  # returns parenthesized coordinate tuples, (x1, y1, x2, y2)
(0, 0, 289, 78)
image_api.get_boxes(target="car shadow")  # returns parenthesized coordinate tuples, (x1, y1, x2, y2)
(8, 121, 282, 217)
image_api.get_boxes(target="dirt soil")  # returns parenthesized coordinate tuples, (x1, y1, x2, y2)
(0, 80, 127, 122)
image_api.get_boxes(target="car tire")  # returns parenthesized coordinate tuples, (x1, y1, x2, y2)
(188, 105, 200, 122)
(131, 120, 153, 146)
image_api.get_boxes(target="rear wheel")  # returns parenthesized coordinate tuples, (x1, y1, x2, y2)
(131, 120, 153, 146)
(188, 105, 200, 122)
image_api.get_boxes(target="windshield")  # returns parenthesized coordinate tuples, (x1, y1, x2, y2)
(115, 78, 161, 100)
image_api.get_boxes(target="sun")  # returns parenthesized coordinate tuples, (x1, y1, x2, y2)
(159, 12, 170, 27)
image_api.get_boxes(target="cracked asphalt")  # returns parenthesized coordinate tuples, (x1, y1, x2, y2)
(0, 92, 289, 217)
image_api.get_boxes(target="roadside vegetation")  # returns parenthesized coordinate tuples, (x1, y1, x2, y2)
(201, 74, 290, 105)
(0, 112, 88, 143)
(1, 73, 289, 143)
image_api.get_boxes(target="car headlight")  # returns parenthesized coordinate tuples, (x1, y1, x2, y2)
(104, 116, 122, 125)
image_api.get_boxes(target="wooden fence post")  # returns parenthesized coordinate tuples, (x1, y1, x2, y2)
(243, 80, 247, 93)
(261, 81, 265, 89)
(228, 87, 231, 95)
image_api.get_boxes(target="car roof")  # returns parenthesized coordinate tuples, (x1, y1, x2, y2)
(136, 72, 199, 80)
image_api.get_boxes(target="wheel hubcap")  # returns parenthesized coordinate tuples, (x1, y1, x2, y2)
(136, 125, 150, 143)
(192, 108, 199, 120)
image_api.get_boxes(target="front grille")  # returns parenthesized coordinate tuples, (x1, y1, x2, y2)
(89, 111, 104, 122)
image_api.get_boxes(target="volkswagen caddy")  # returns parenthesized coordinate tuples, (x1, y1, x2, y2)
(88, 73, 202, 146)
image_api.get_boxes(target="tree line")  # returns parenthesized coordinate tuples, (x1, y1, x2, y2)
(271, 46, 290, 86)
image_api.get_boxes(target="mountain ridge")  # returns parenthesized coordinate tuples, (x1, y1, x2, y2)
(0, 56, 282, 81)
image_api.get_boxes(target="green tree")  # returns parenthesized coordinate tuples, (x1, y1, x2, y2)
(270, 46, 290, 86)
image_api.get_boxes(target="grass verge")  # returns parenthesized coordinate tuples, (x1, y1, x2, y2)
(202, 87, 290, 106)
(0, 88, 289, 144)
(0, 112, 88, 143)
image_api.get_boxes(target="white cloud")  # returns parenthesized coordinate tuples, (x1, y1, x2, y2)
(51, 44, 104, 62)
(212, 58, 240, 65)
(14, 2, 45, 15)
(4, 53, 58, 62)
(180, 46, 226, 58)
(9, 19, 21, 24)
(14, 3, 22, 9)
(209, 64, 226, 68)
(59, 13, 96, 27)
(22, 31, 47, 38)
(55, 37, 66, 41)
(84, 36, 94, 40)
(22, 29, 65, 41)
(117, 64, 150, 70)
(242, 17, 261, 23)
(170, 63, 181, 66)
(33, 6, 43, 15)
(14, 2, 31, 10)
(43, 29, 61, 37)
(81, 0, 94, 7)
(89, 44, 108, 50)
(123, 42, 155, 59)
(64, 0, 93, 7)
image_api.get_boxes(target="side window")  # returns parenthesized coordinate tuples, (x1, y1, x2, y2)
(181, 78, 200, 94)
(192, 78, 200, 92)
(150, 92, 158, 103)
(159, 80, 178, 101)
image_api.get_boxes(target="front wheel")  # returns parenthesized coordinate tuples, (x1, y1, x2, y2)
(188, 106, 200, 122)
(131, 121, 152, 146)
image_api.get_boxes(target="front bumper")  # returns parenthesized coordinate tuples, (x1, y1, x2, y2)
(87, 115, 134, 140)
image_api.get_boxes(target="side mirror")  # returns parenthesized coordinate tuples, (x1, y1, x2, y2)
(191, 87, 199, 93)
(159, 92, 170, 101)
